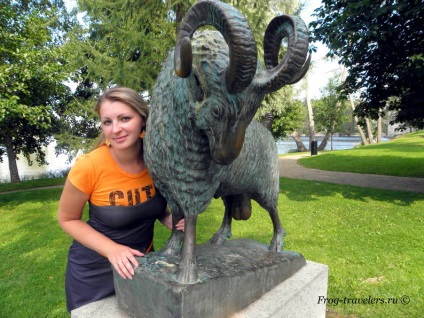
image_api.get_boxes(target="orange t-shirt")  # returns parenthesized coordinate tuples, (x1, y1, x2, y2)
(68, 145, 157, 207)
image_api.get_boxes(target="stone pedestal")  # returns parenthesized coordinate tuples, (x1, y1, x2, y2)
(71, 258, 328, 318)
(114, 239, 305, 318)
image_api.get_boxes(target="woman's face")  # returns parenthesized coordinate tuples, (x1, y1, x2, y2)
(100, 99, 144, 151)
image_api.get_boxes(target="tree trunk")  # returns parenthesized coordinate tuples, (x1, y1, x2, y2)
(305, 76, 315, 145)
(342, 67, 368, 145)
(4, 134, 20, 183)
(318, 132, 331, 151)
(174, 3, 186, 35)
(365, 118, 375, 143)
(349, 94, 369, 145)
(377, 115, 382, 143)
(290, 131, 308, 152)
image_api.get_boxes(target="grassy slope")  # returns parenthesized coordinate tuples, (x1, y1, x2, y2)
(298, 131, 424, 177)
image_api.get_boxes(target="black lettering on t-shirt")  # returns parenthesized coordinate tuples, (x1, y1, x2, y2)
(109, 186, 154, 206)
(109, 190, 124, 206)
(134, 188, 141, 205)
(142, 185, 153, 199)
(127, 190, 133, 206)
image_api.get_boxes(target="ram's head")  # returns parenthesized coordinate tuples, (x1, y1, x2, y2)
(175, 0, 310, 165)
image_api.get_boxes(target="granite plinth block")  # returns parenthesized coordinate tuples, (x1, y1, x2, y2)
(71, 260, 328, 318)
(114, 239, 306, 318)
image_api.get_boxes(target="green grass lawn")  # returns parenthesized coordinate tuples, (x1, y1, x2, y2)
(1, 180, 422, 318)
(298, 130, 424, 177)
(1, 130, 423, 317)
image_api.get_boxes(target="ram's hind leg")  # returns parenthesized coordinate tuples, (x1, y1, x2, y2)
(160, 206, 184, 256)
(160, 229, 184, 256)
(209, 194, 252, 245)
(268, 205, 286, 252)
(209, 195, 233, 245)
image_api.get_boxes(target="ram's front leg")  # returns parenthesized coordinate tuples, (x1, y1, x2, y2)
(176, 214, 199, 284)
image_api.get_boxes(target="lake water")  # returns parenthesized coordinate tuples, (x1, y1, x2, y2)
(0, 136, 365, 182)
(277, 136, 363, 154)
(0, 142, 74, 182)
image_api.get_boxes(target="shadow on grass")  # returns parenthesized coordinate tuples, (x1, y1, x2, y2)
(0, 187, 61, 206)
(279, 178, 424, 206)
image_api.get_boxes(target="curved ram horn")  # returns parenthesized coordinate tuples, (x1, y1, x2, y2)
(254, 15, 310, 93)
(174, 0, 258, 93)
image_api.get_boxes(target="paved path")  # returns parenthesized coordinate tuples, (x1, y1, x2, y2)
(279, 154, 424, 194)
(0, 184, 63, 195)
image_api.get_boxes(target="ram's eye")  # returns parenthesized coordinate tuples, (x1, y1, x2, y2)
(194, 75, 204, 102)
(211, 105, 221, 117)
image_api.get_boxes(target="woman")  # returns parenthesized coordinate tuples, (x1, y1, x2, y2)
(57, 86, 184, 312)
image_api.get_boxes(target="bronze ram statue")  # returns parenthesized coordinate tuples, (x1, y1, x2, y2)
(144, 0, 310, 284)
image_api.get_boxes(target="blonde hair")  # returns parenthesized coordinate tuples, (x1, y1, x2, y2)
(94, 86, 149, 148)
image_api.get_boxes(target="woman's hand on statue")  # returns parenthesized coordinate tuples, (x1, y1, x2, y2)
(175, 218, 185, 231)
(107, 244, 144, 280)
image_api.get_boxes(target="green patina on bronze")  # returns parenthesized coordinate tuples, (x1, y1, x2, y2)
(143, 0, 311, 285)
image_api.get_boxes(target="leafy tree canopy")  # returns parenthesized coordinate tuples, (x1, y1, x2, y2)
(69, 0, 179, 93)
(66, 0, 304, 140)
(70, 0, 301, 93)
(0, 0, 75, 181)
(310, 0, 424, 129)
(313, 75, 350, 135)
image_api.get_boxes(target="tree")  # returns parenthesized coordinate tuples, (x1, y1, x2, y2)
(69, 0, 179, 93)
(0, 0, 75, 182)
(239, 0, 307, 140)
(310, 0, 424, 130)
(304, 70, 316, 147)
(257, 89, 307, 140)
(230, 0, 302, 41)
(70, 0, 303, 93)
(53, 70, 102, 161)
(58, 0, 190, 161)
(67, 0, 305, 137)
(282, 59, 316, 152)
(349, 94, 369, 145)
(313, 75, 350, 150)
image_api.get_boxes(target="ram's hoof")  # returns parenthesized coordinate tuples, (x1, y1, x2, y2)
(159, 246, 181, 256)
(176, 262, 198, 284)
(269, 235, 284, 252)
(208, 233, 228, 245)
